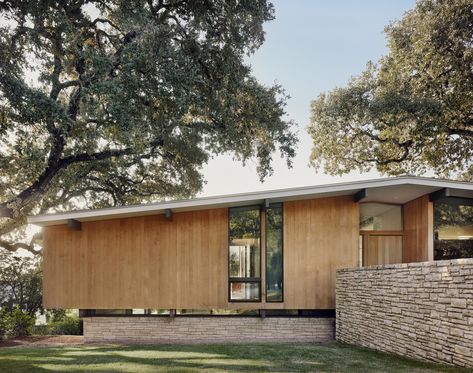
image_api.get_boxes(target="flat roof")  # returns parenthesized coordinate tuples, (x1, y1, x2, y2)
(28, 176, 473, 226)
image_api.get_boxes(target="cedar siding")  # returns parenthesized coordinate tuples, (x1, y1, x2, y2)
(403, 195, 433, 263)
(43, 209, 228, 309)
(43, 196, 358, 310)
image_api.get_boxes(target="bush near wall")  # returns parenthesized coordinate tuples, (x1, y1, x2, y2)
(8, 307, 35, 337)
(0, 306, 35, 338)
(48, 316, 83, 335)
(32, 314, 83, 336)
(0, 307, 8, 337)
(0, 308, 82, 338)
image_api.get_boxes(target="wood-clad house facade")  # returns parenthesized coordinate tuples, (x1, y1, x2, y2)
(42, 196, 360, 310)
(30, 177, 473, 319)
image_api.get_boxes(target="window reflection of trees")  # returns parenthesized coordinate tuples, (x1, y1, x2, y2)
(228, 206, 261, 301)
(266, 204, 283, 302)
(229, 207, 261, 278)
(434, 201, 473, 260)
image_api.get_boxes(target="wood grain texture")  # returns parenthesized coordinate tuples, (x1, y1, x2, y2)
(283, 196, 359, 309)
(364, 235, 403, 266)
(403, 195, 433, 263)
(43, 197, 358, 310)
(43, 209, 228, 309)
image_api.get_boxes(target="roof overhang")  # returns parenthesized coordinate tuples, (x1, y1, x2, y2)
(27, 176, 473, 227)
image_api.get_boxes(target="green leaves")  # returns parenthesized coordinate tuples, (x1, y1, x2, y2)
(0, 252, 42, 318)
(309, 0, 473, 179)
(0, 0, 296, 253)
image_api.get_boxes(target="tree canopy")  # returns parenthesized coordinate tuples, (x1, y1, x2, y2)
(0, 251, 42, 315)
(309, 0, 473, 178)
(0, 0, 297, 254)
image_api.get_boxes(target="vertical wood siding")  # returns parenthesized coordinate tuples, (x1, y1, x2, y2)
(283, 196, 359, 309)
(43, 209, 228, 309)
(403, 195, 434, 263)
(43, 196, 359, 310)
(364, 235, 403, 266)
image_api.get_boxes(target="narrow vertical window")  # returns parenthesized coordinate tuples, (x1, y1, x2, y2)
(266, 203, 283, 302)
(434, 199, 473, 260)
(228, 206, 261, 301)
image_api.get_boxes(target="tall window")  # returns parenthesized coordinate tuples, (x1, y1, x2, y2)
(266, 203, 283, 302)
(228, 206, 261, 301)
(434, 199, 473, 260)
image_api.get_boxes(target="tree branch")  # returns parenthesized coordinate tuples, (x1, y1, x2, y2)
(0, 237, 41, 256)
(0, 137, 165, 218)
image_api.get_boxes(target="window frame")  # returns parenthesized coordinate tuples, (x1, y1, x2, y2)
(359, 202, 404, 231)
(433, 197, 473, 260)
(228, 205, 262, 303)
(265, 202, 284, 303)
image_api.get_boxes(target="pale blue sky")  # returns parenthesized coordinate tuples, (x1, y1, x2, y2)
(200, 0, 416, 197)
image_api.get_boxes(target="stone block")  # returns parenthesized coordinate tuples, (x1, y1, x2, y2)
(336, 260, 473, 368)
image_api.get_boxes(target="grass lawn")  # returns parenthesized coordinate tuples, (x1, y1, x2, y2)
(0, 342, 471, 373)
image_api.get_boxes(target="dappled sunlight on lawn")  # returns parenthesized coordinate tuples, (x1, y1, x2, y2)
(179, 358, 270, 367)
(113, 350, 226, 360)
(36, 362, 167, 373)
(289, 359, 322, 366)
(2, 346, 279, 373)
(64, 349, 225, 359)
(3, 355, 74, 363)
(0, 343, 470, 373)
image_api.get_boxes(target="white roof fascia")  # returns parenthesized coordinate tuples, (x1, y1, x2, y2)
(27, 176, 473, 226)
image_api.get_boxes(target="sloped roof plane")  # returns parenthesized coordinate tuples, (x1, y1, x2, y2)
(27, 176, 473, 226)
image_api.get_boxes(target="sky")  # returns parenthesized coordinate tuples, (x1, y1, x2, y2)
(11, 0, 417, 255)
(199, 0, 416, 197)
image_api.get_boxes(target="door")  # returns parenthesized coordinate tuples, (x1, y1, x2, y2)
(362, 233, 403, 266)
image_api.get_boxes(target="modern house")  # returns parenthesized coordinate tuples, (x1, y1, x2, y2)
(28, 176, 473, 343)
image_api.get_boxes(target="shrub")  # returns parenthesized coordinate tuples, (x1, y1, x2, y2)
(48, 315, 82, 335)
(0, 307, 9, 338)
(0, 252, 43, 316)
(7, 306, 35, 337)
(48, 309, 67, 323)
(31, 324, 50, 336)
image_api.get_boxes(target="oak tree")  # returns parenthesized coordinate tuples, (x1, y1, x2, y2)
(309, 0, 473, 179)
(0, 0, 297, 254)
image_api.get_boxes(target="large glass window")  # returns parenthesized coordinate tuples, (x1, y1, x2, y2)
(360, 203, 403, 231)
(228, 206, 261, 301)
(434, 199, 473, 260)
(266, 203, 283, 302)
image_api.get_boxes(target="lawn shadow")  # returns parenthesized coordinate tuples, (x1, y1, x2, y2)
(0, 342, 471, 373)
(1, 344, 300, 372)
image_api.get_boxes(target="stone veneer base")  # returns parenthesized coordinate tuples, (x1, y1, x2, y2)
(336, 258, 473, 368)
(83, 316, 335, 344)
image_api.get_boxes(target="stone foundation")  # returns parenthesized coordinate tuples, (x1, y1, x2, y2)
(336, 258, 473, 368)
(83, 316, 335, 344)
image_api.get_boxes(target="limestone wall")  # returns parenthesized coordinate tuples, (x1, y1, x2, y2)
(336, 259, 473, 367)
(83, 316, 334, 344)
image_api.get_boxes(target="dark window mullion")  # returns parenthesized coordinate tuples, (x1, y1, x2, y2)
(266, 203, 284, 302)
(229, 277, 260, 283)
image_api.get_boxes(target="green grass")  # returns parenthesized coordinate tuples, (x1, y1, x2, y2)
(0, 342, 471, 373)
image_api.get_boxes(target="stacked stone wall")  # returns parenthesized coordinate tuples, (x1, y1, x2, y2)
(336, 259, 473, 367)
(83, 316, 334, 344)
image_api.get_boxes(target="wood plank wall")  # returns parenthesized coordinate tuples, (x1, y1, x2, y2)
(43, 209, 228, 309)
(402, 195, 434, 263)
(43, 196, 359, 310)
(283, 196, 359, 309)
(364, 235, 403, 266)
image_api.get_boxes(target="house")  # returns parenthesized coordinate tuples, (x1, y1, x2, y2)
(28, 176, 473, 343)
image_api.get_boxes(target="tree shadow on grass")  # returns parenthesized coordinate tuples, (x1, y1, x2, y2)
(0, 344, 287, 373)
(0, 342, 470, 373)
